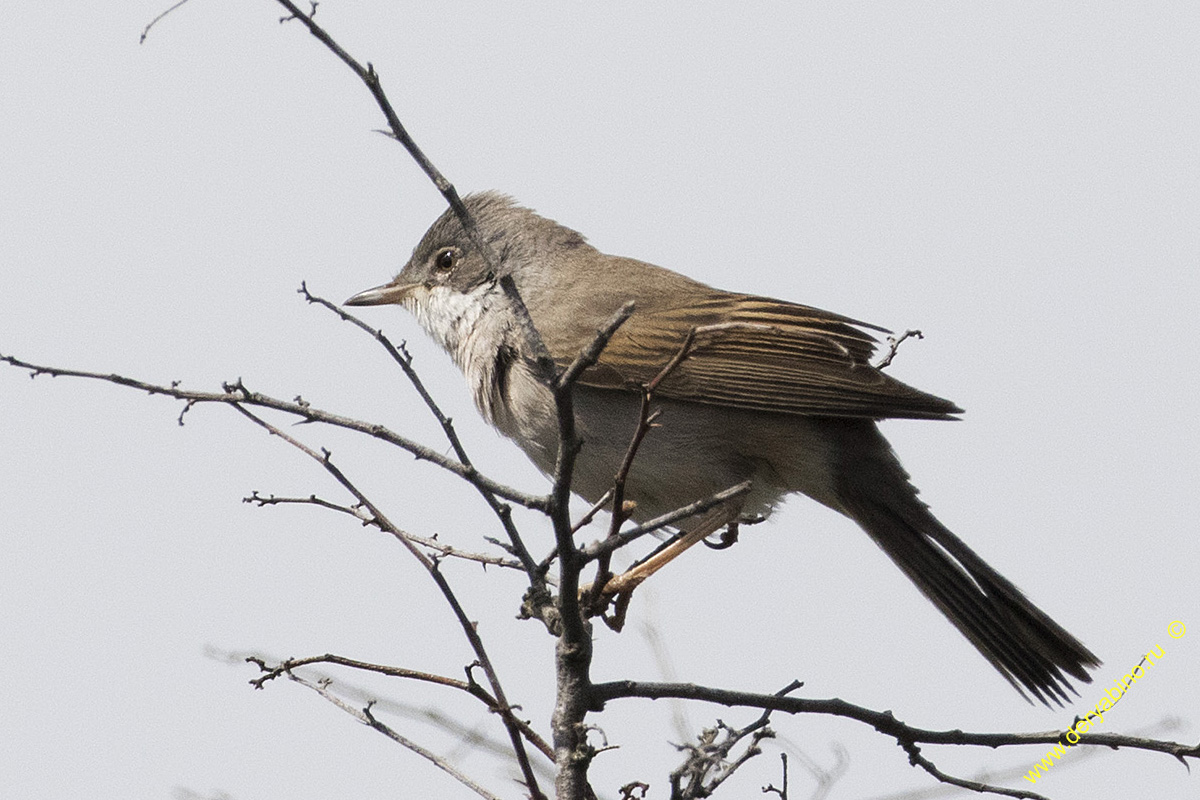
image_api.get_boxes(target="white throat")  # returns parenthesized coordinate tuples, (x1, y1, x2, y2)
(404, 283, 557, 468)
(405, 282, 495, 369)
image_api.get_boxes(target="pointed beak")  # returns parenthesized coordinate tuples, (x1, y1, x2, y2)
(343, 278, 419, 307)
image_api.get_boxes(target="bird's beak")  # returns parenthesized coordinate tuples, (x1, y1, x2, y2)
(343, 278, 419, 307)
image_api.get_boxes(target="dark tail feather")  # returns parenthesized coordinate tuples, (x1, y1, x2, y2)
(834, 427, 1100, 706)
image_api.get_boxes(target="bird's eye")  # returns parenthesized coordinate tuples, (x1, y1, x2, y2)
(434, 248, 456, 271)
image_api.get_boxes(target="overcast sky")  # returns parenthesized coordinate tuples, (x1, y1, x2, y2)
(2, 3, 1198, 798)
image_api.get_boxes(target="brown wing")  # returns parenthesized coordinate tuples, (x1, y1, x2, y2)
(565, 294, 962, 421)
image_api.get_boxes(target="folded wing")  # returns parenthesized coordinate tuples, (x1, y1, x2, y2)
(563, 294, 962, 421)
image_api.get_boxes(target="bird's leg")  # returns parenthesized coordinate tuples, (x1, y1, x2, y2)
(589, 500, 742, 630)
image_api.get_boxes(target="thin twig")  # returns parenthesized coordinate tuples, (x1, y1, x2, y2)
(761, 753, 788, 800)
(270, 0, 555, 378)
(573, 489, 616, 534)
(248, 654, 470, 692)
(300, 284, 474, 463)
(243, 491, 530, 572)
(0, 355, 547, 512)
(897, 739, 1049, 800)
(139, 0, 192, 43)
(668, 682, 798, 799)
(588, 321, 736, 608)
(876, 329, 923, 370)
(300, 282, 545, 583)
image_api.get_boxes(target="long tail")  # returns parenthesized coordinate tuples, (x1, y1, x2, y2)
(831, 422, 1100, 706)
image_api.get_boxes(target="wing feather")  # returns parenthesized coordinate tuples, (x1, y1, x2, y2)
(558, 294, 961, 421)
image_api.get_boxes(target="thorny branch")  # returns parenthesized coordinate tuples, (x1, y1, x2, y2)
(228, 403, 549, 800)
(271, 0, 555, 377)
(18, 313, 1172, 800)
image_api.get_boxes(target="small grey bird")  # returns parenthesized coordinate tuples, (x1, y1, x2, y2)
(346, 192, 1099, 705)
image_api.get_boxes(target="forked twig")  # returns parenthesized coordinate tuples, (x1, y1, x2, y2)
(876, 329, 923, 370)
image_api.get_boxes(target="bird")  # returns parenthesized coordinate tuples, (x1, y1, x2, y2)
(345, 191, 1100, 705)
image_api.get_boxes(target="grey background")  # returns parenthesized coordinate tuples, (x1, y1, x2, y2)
(2, 2, 1197, 798)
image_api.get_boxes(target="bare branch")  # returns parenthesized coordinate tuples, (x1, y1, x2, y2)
(0, 354, 547, 513)
(670, 712, 778, 800)
(269, 1, 555, 377)
(247, 654, 471, 692)
(573, 489, 616, 534)
(540, 301, 636, 800)
(897, 739, 1050, 800)
(227, 403, 548, 800)
(586, 321, 751, 610)
(243, 490, 350, 515)
(544, 301, 639, 623)
(761, 753, 788, 800)
(300, 284, 473, 461)
(242, 495, 530, 571)
(593, 680, 1200, 799)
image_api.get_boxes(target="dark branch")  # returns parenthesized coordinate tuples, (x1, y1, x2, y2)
(139, 0, 192, 43)
(594, 680, 1200, 799)
(540, 301, 636, 800)
(546, 301, 637, 633)
(269, 1, 554, 375)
